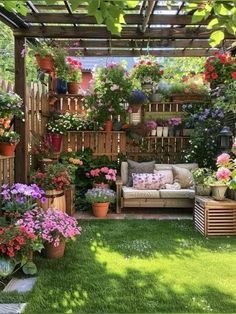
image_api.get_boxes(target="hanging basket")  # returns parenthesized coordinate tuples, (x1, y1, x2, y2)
(35, 54, 55, 73)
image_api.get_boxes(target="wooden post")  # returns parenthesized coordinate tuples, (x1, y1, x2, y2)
(14, 36, 28, 182)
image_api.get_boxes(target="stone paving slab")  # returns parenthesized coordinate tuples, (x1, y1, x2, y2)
(3, 277, 36, 293)
(0, 303, 26, 313)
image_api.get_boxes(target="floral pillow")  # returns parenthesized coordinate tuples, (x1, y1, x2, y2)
(132, 173, 164, 190)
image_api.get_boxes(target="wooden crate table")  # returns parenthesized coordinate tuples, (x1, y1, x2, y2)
(194, 196, 236, 236)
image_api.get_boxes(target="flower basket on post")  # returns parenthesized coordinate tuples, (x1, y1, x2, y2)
(85, 188, 116, 217)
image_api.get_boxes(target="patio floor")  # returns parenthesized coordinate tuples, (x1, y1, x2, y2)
(74, 208, 193, 220)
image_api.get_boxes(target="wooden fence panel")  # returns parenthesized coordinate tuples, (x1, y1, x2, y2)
(0, 156, 14, 185)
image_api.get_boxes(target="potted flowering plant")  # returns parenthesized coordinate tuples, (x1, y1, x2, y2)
(191, 168, 213, 196)
(91, 62, 132, 129)
(0, 91, 23, 120)
(1, 183, 45, 223)
(130, 56, 163, 90)
(31, 163, 71, 211)
(209, 153, 236, 200)
(85, 188, 115, 217)
(0, 225, 43, 278)
(0, 131, 20, 156)
(17, 207, 81, 258)
(168, 117, 182, 136)
(30, 42, 55, 73)
(66, 57, 82, 94)
(203, 51, 236, 89)
(86, 166, 117, 188)
(145, 120, 157, 136)
(47, 114, 70, 152)
(128, 90, 147, 113)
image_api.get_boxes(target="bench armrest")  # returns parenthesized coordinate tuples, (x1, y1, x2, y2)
(116, 176, 122, 213)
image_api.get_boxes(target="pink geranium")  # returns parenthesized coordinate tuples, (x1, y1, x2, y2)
(216, 167, 231, 180)
(87, 167, 117, 183)
(217, 153, 231, 166)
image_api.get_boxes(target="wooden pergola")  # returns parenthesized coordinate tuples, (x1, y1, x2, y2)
(0, 0, 235, 182)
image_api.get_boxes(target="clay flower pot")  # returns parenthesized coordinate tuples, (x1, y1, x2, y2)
(35, 54, 54, 73)
(104, 120, 112, 132)
(0, 142, 17, 156)
(44, 240, 65, 259)
(92, 202, 109, 217)
(68, 81, 80, 94)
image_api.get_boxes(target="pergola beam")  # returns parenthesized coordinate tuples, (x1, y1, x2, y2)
(141, 0, 158, 33)
(13, 26, 235, 40)
(24, 13, 208, 25)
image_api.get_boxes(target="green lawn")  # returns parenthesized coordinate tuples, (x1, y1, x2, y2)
(1, 220, 236, 313)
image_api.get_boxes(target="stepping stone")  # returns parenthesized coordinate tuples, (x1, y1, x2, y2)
(3, 277, 36, 293)
(0, 303, 26, 313)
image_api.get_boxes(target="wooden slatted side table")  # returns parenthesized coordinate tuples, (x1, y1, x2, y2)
(194, 196, 236, 237)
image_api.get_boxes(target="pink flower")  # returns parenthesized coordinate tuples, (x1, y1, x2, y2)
(217, 153, 230, 166)
(101, 167, 109, 173)
(216, 167, 231, 180)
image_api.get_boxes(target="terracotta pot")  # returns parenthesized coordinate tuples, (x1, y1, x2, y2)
(68, 81, 80, 94)
(129, 104, 141, 113)
(104, 120, 112, 132)
(210, 184, 228, 201)
(92, 202, 109, 217)
(93, 182, 109, 189)
(38, 189, 66, 212)
(44, 240, 65, 259)
(35, 54, 54, 73)
(0, 142, 17, 156)
(49, 133, 62, 152)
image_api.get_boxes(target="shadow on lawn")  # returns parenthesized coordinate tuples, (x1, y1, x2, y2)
(24, 220, 236, 313)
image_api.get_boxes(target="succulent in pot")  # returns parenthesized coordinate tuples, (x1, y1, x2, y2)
(85, 188, 116, 217)
(0, 131, 20, 156)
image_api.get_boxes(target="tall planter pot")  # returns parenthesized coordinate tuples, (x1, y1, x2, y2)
(44, 240, 65, 259)
(67, 81, 80, 94)
(210, 184, 228, 201)
(0, 142, 17, 156)
(56, 78, 67, 94)
(92, 202, 109, 217)
(38, 189, 66, 212)
(49, 133, 62, 153)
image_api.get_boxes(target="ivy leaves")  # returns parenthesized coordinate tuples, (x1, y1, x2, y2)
(186, 0, 236, 47)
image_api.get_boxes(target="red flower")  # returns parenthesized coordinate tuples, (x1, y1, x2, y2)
(220, 56, 226, 64)
(231, 71, 236, 79)
(160, 69, 164, 75)
(139, 60, 144, 64)
(211, 72, 218, 79)
(208, 65, 214, 72)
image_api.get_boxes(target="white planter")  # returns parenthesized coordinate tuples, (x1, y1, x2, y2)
(210, 184, 228, 200)
(163, 126, 169, 137)
(151, 129, 156, 136)
(156, 126, 163, 137)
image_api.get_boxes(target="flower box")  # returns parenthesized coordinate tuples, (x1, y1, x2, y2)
(171, 93, 204, 102)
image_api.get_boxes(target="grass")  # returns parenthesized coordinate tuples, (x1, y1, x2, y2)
(1, 220, 236, 313)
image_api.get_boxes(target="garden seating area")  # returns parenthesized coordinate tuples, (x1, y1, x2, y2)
(0, 0, 236, 313)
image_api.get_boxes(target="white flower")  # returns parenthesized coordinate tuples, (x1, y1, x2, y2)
(110, 84, 119, 91)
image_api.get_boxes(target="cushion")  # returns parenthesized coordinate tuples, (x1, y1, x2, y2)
(132, 173, 163, 190)
(172, 166, 194, 189)
(165, 182, 181, 190)
(127, 160, 155, 186)
(154, 169, 173, 186)
(122, 186, 161, 199)
(159, 189, 195, 199)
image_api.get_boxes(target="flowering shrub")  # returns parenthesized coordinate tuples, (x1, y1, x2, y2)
(17, 208, 81, 247)
(85, 188, 115, 203)
(66, 57, 82, 82)
(168, 117, 182, 126)
(0, 91, 24, 119)
(130, 56, 163, 85)
(30, 163, 71, 190)
(145, 120, 157, 130)
(0, 131, 20, 144)
(86, 167, 117, 184)
(0, 225, 43, 260)
(170, 74, 209, 95)
(1, 183, 45, 217)
(203, 51, 236, 88)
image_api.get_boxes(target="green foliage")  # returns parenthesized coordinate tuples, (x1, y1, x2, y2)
(185, 0, 236, 46)
(0, 257, 15, 278)
(22, 261, 37, 275)
(212, 81, 236, 113)
(191, 167, 214, 185)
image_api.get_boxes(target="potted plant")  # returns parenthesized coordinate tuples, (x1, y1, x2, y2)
(149, 80, 171, 102)
(1, 183, 45, 223)
(0, 224, 43, 278)
(0, 131, 20, 156)
(46, 115, 68, 152)
(0, 91, 23, 120)
(209, 153, 236, 200)
(162, 120, 169, 137)
(156, 119, 164, 137)
(17, 207, 81, 259)
(54, 47, 69, 94)
(30, 42, 55, 73)
(130, 56, 163, 90)
(66, 57, 82, 94)
(128, 90, 147, 113)
(168, 117, 182, 136)
(191, 168, 213, 196)
(145, 120, 157, 136)
(30, 163, 72, 211)
(86, 166, 117, 188)
(85, 188, 115, 217)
